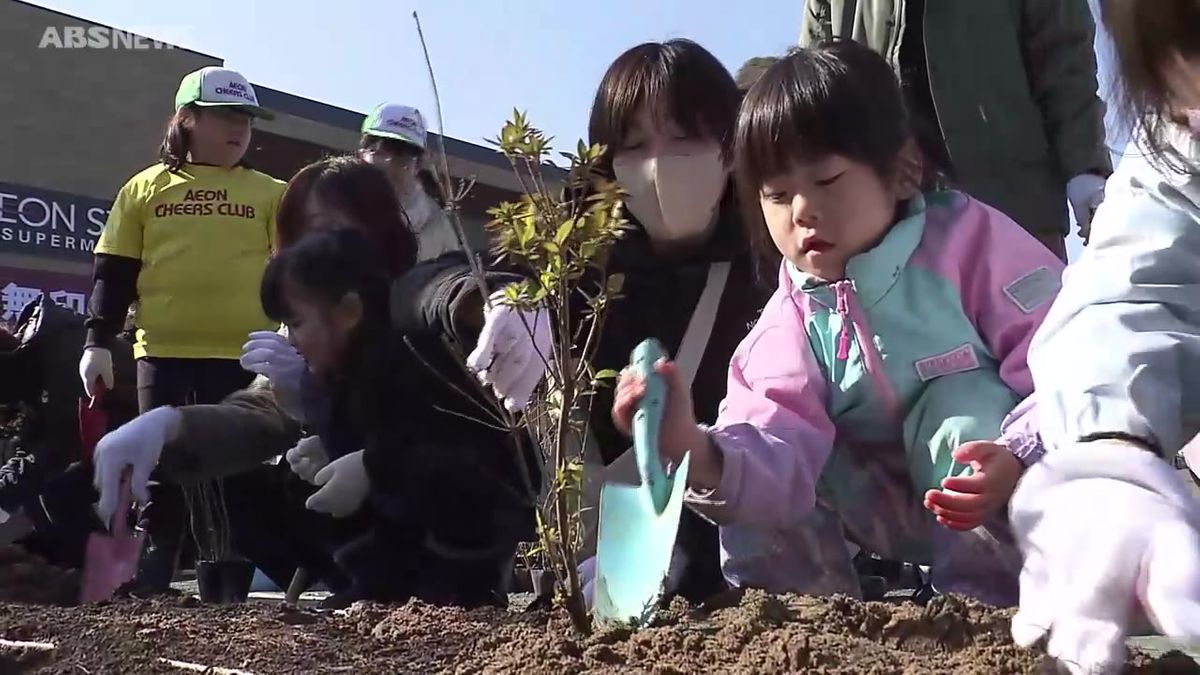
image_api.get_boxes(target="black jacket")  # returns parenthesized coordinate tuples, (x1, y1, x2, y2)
(0, 295, 137, 472)
(315, 253, 540, 553)
(161, 253, 539, 552)
(587, 206, 772, 463)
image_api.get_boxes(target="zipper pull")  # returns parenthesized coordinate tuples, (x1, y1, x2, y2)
(836, 284, 851, 361)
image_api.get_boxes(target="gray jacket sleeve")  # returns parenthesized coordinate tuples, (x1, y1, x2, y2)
(157, 375, 303, 483)
(1018, 0, 1112, 179)
(1028, 137, 1200, 454)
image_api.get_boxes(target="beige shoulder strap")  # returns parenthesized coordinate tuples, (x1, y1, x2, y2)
(673, 261, 732, 389)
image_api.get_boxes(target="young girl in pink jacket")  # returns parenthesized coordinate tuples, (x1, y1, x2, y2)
(612, 41, 1062, 606)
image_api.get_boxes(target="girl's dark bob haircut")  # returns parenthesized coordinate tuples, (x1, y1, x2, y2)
(275, 155, 418, 278)
(734, 39, 911, 196)
(1102, 0, 1200, 172)
(733, 40, 915, 265)
(588, 39, 741, 175)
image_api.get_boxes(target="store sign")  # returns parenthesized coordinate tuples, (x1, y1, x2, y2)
(0, 183, 109, 262)
(0, 267, 90, 322)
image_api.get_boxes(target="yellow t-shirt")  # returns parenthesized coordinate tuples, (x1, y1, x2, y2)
(96, 163, 285, 360)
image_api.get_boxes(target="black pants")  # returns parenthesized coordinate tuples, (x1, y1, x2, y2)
(134, 357, 254, 591)
(224, 460, 511, 607)
(20, 460, 100, 570)
(220, 461, 355, 593)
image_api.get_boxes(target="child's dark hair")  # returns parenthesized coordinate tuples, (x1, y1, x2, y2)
(275, 155, 418, 277)
(261, 228, 392, 334)
(1103, 0, 1200, 172)
(588, 39, 741, 176)
(158, 104, 252, 172)
(735, 40, 921, 264)
(358, 135, 448, 207)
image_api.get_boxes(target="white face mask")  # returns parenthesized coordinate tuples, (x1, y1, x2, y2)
(612, 147, 727, 244)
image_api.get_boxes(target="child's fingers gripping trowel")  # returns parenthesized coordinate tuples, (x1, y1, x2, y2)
(80, 469, 143, 603)
(593, 339, 692, 626)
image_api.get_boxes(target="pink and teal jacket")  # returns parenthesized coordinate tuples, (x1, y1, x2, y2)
(687, 191, 1065, 538)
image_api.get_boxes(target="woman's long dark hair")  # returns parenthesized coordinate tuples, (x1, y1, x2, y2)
(261, 228, 395, 426)
(275, 155, 418, 277)
(158, 104, 253, 172)
(1103, 0, 1200, 172)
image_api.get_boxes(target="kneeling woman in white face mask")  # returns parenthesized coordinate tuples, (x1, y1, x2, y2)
(359, 103, 466, 262)
(465, 38, 774, 604)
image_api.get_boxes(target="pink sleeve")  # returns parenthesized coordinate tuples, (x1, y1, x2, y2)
(686, 303, 836, 531)
(918, 195, 1066, 396)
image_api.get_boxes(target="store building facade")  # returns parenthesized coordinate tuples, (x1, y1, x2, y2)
(0, 0, 525, 324)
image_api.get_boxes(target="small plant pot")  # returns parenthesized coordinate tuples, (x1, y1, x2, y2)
(530, 569, 556, 598)
(859, 575, 888, 602)
(196, 560, 254, 604)
(510, 567, 533, 594)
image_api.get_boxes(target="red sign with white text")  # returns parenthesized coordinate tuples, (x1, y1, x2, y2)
(0, 266, 91, 323)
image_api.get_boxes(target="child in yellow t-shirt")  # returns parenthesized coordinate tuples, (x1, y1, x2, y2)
(79, 66, 284, 592)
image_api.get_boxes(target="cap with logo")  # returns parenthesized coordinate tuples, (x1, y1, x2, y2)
(175, 67, 274, 120)
(361, 103, 427, 150)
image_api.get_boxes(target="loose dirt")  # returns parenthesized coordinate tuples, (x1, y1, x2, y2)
(0, 585, 1196, 673)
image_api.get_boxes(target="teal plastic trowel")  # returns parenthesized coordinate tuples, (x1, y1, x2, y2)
(593, 339, 691, 626)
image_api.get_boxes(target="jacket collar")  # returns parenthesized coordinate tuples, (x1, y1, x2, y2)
(787, 194, 927, 308)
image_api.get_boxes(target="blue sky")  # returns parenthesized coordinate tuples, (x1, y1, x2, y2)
(28, 0, 804, 150)
(29, 0, 1124, 261)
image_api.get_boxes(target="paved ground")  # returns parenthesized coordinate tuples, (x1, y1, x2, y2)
(1129, 635, 1200, 661)
(169, 577, 330, 608)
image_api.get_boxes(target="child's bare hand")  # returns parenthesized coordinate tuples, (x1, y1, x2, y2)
(611, 358, 705, 471)
(923, 441, 1023, 532)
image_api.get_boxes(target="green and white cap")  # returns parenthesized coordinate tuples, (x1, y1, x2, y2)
(174, 66, 274, 120)
(361, 103, 427, 150)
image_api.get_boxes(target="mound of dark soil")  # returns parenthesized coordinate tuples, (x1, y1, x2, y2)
(0, 589, 1194, 673)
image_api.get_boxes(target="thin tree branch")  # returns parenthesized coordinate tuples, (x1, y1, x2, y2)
(402, 336, 509, 429)
(412, 11, 492, 311)
(432, 405, 511, 433)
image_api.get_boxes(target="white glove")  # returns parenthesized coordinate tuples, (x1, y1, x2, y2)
(285, 436, 329, 484)
(240, 331, 308, 421)
(578, 545, 689, 610)
(92, 406, 183, 526)
(305, 450, 369, 518)
(466, 288, 553, 412)
(1066, 173, 1107, 243)
(79, 347, 114, 398)
(1010, 440, 1200, 674)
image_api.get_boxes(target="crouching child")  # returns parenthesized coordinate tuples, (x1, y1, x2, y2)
(260, 228, 537, 608)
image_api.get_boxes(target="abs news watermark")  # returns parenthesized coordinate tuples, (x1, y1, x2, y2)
(37, 26, 194, 50)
